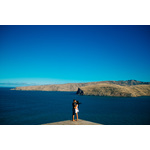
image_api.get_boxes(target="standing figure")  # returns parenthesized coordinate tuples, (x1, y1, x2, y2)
(72, 99, 81, 121)
(72, 99, 76, 121)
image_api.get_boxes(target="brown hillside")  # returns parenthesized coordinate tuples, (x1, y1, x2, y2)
(76, 84, 150, 97)
(11, 80, 150, 92)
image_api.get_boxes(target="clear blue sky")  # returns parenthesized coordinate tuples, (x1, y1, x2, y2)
(0, 25, 150, 87)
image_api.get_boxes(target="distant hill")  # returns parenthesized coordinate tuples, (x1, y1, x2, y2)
(11, 80, 150, 92)
(76, 84, 150, 97)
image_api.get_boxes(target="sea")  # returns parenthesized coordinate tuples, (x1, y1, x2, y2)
(0, 87, 150, 125)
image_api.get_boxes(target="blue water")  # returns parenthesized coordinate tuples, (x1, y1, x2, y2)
(0, 87, 150, 125)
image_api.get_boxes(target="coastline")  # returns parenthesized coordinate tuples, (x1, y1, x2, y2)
(10, 80, 150, 97)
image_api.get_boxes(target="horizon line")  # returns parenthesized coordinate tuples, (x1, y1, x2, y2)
(0, 79, 150, 88)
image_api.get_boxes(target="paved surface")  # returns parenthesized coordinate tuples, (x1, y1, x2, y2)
(42, 119, 101, 125)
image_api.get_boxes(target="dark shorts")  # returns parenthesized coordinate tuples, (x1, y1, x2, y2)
(72, 109, 75, 115)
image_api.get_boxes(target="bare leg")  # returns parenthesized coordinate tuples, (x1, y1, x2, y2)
(76, 113, 78, 121)
(72, 115, 75, 121)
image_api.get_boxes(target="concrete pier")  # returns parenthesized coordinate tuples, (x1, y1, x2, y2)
(43, 119, 101, 125)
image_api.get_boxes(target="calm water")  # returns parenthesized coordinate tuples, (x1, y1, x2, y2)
(0, 87, 150, 125)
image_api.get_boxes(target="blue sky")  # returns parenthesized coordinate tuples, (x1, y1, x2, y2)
(0, 25, 150, 87)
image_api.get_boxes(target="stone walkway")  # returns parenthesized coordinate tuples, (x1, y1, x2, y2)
(42, 119, 101, 125)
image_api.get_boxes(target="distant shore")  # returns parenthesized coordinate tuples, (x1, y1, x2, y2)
(11, 80, 150, 97)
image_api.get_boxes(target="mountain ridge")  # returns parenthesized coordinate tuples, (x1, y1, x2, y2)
(11, 80, 150, 92)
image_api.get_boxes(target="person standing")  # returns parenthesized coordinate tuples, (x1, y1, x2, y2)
(75, 102, 79, 121)
(72, 99, 76, 121)
(72, 99, 80, 121)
